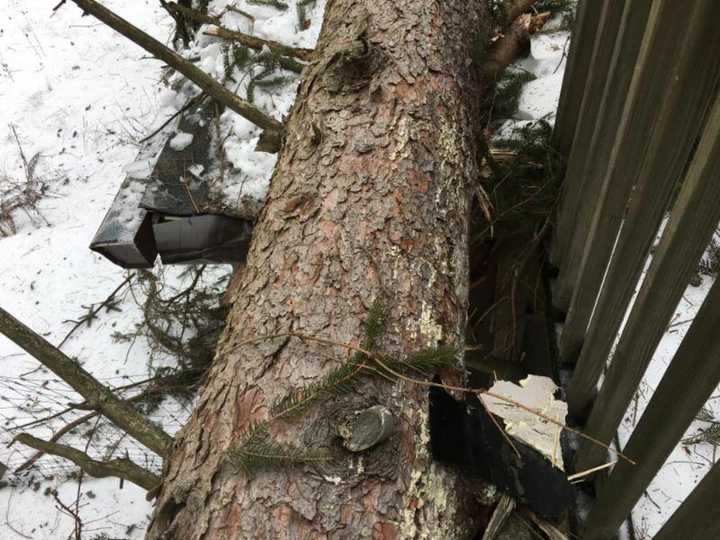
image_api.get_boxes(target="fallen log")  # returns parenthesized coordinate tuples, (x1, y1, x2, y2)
(146, 0, 496, 537)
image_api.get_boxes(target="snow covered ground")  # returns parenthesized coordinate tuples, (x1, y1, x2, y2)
(0, 0, 323, 537)
(1, 2, 176, 538)
(618, 263, 719, 539)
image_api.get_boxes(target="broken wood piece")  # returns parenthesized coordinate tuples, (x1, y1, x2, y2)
(483, 375, 567, 470)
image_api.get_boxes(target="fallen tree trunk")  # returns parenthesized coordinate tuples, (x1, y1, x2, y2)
(147, 1, 492, 537)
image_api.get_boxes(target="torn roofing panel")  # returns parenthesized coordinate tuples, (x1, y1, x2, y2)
(90, 101, 256, 268)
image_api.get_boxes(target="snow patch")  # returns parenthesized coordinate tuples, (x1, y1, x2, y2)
(169, 131, 194, 151)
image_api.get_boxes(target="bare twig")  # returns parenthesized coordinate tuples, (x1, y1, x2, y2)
(204, 25, 314, 62)
(58, 275, 132, 348)
(139, 93, 207, 144)
(14, 434, 161, 491)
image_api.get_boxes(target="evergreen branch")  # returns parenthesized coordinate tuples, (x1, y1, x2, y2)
(228, 423, 328, 476)
(270, 300, 387, 419)
(271, 359, 362, 419)
(360, 299, 389, 352)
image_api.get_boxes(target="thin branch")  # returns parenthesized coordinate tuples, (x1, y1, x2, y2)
(67, 0, 283, 151)
(14, 434, 160, 491)
(58, 275, 132, 348)
(0, 306, 173, 458)
(230, 332, 638, 465)
(139, 93, 207, 144)
(567, 461, 617, 483)
(13, 381, 168, 473)
(204, 26, 314, 62)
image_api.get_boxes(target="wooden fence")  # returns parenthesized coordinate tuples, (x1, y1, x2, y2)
(551, 0, 720, 538)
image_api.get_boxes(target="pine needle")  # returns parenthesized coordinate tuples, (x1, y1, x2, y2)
(228, 422, 329, 476)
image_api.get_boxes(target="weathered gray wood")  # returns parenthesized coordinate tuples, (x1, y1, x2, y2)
(551, 0, 624, 299)
(575, 94, 720, 471)
(653, 460, 720, 540)
(554, 0, 651, 318)
(581, 275, 720, 539)
(551, 0, 611, 269)
(565, 0, 720, 418)
(551, 0, 601, 157)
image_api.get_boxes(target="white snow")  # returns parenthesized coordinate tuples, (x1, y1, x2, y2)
(168, 131, 194, 151)
(494, 27, 570, 138)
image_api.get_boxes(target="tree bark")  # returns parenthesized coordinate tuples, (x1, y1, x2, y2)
(148, 0, 490, 537)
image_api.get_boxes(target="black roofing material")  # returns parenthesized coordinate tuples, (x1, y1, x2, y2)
(429, 385, 574, 520)
(90, 102, 254, 268)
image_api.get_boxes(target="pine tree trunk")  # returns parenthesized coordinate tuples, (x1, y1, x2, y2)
(148, 0, 490, 537)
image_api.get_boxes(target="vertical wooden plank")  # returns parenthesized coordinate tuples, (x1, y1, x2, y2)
(653, 461, 720, 540)
(553, 0, 652, 313)
(551, 0, 626, 293)
(550, 0, 606, 266)
(576, 92, 720, 471)
(565, 0, 720, 417)
(581, 276, 720, 539)
(551, 0, 602, 157)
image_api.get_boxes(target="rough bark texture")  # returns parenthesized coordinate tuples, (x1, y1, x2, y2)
(148, 0, 489, 537)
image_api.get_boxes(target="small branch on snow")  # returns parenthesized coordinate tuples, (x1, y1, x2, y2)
(66, 0, 284, 152)
(58, 274, 132, 348)
(14, 434, 161, 491)
(0, 306, 173, 458)
(205, 26, 315, 62)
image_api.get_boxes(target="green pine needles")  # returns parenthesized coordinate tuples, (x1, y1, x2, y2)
(227, 423, 329, 476)
(226, 300, 459, 476)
